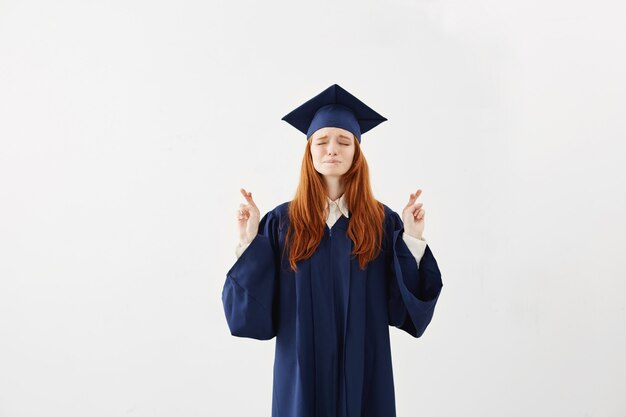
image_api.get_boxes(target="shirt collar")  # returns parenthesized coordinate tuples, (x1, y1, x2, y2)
(326, 193, 350, 218)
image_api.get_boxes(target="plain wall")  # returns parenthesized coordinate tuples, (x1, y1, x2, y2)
(1, 0, 625, 416)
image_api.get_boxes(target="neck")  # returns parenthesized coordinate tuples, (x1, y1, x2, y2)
(324, 176, 344, 201)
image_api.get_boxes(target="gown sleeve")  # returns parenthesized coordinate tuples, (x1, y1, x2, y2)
(221, 209, 279, 340)
(386, 211, 443, 338)
(402, 233, 427, 268)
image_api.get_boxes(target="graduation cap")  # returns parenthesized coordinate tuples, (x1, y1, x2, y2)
(281, 84, 387, 143)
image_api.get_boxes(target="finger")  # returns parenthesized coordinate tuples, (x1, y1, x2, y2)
(417, 209, 425, 219)
(240, 188, 252, 201)
(245, 193, 257, 207)
(411, 189, 422, 202)
(238, 207, 251, 218)
(405, 194, 417, 208)
(409, 203, 423, 215)
(240, 187, 255, 201)
(406, 189, 422, 206)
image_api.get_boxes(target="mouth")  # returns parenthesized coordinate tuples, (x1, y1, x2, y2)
(325, 160, 341, 164)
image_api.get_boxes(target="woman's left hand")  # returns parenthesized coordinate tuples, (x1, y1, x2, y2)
(401, 189, 425, 240)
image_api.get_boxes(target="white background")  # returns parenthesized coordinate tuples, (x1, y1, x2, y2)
(1, 0, 625, 416)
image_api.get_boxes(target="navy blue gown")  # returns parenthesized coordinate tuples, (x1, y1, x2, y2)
(222, 201, 443, 417)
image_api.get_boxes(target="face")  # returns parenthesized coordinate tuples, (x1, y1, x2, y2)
(309, 127, 356, 178)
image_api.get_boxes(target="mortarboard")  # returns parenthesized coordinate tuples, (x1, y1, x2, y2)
(281, 84, 387, 143)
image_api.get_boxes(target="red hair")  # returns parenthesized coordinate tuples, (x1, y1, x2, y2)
(284, 136, 385, 271)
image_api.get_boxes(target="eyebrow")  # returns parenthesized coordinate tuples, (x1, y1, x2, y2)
(314, 135, 352, 141)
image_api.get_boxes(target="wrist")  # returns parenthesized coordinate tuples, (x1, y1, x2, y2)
(404, 231, 424, 241)
(239, 236, 254, 246)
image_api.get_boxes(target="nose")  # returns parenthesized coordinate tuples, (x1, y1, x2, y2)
(327, 141, 338, 155)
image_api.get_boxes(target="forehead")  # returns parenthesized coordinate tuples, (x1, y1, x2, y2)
(311, 127, 354, 140)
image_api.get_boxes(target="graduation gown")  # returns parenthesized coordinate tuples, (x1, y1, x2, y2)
(222, 201, 443, 417)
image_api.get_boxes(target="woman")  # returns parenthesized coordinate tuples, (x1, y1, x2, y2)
(222, 84, 443, 417)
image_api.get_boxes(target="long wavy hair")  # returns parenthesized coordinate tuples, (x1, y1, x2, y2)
(284, 135, 385, 272)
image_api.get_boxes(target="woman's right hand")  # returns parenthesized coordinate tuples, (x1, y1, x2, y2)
(237, 188, 261, 246)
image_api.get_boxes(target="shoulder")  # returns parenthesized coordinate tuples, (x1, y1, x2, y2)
(381, 202, 401, 223)
(267, 201, 290, 219)
(272, 201, 291, 215)
(381, 202, 395, 217)
(265, 201, 401, 230)
(379, 202, 405, 236)
(261, 201, 291, 232)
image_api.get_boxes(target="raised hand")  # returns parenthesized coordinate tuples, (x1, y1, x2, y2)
(401, 188, 425, 240)
(237, 188, 261, 246)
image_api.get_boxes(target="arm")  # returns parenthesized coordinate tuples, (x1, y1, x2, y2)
(387, 211, 443, 338)
(222, 210, 279, 340)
